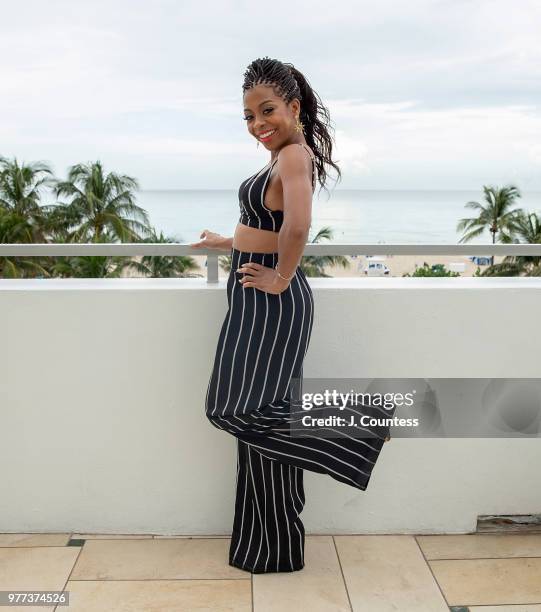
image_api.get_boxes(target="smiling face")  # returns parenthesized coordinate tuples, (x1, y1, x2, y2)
(243, 84, 300, 149)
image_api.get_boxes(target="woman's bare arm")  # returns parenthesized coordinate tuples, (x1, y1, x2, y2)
(217, 236, 234, 251)
(190, 231, 233, 251)
(274, 145, 313, 278)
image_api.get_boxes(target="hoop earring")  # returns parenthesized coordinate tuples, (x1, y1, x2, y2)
(294, 115, 305, 134)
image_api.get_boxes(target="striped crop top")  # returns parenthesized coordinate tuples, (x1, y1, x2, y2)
(238, 142, 316, 232)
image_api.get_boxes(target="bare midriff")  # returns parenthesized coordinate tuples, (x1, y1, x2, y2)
(232, 223, 280, 254)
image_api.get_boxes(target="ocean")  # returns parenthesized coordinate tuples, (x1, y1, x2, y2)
(136, 189, 541, 245)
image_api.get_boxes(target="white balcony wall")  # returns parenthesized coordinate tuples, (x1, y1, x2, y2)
(1, 277, 540, 535)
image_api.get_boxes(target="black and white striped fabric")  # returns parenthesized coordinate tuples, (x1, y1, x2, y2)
(238, 142, 316, 233)
(229, 438, 306, 573)
(205, 247, 386, 573)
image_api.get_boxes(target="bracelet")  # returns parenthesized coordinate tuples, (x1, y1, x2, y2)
(275, 265, 294, 281)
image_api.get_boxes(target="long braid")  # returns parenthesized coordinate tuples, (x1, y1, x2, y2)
(242, 56, 341, 195)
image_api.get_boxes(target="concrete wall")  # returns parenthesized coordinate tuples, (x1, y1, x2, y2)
(1, 276, 540, 535)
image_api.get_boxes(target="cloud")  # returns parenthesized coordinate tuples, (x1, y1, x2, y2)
(0, 0, 540, 188)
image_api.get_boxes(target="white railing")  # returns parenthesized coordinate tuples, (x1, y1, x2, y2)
(1, 243, 540, 282)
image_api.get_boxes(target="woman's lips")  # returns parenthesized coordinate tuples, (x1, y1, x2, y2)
(259, 129, 276, 142)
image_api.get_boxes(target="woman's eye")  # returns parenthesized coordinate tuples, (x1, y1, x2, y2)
(242, 108, 273, 121)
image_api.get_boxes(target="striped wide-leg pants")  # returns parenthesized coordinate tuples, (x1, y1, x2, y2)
(205, 247, 387, 573)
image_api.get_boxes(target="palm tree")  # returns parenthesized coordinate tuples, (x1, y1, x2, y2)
(0, 207, 50, 278)
(0, 156, 54, 218)
(47, 160, 153, 243)
(47, 232, 141, 278)
(0, 156, 55, 277)
(38, 160, 158, 278)
(300, 226, 350, 277)
(456, 185, 523, 266)
(131, 229, 201, 278)
(481, 210, 541, 276)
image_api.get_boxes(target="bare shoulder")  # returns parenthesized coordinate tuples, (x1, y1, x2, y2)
(277, 142, 315, 160)
(275, 143, 314, 176)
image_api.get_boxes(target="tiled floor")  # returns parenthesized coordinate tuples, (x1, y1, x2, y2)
(1, 532, 541, 611)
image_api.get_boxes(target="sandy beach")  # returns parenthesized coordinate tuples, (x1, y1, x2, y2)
(317, 253, 505, 278)
(121, 253, 505, 279)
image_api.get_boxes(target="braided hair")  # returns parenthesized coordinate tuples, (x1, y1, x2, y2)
(242, 56, 341, 195)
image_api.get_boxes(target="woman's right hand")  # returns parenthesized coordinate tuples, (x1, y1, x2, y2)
(190, 229, 226, 250)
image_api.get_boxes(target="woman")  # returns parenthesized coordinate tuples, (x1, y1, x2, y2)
(191, 57, 388, 574)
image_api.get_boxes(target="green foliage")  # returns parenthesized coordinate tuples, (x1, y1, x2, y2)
(402, 262, 460, 277)
(456, 184, 541, 276)
(300, 226, 350, 277)
(0, 157, 199, 278)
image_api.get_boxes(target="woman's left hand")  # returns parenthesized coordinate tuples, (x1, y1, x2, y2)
(237, 262, 291, 294)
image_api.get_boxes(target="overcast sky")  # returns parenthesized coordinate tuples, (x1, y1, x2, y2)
(1, 0, 540, 190)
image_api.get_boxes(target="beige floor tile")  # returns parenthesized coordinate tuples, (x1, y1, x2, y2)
(0, 533, 70, 547)
(469, 606, 541, 611)
(430, 558, 541, 606)
(71, 533, 154, 539)
(417, 534, 541, 560)
(70, 538, 249, 580)
(334, 535, 448, 612)
(252, 536, 350, 612)
(0, 546, 80, 588)
(66, 579, 251, 612)
(0, 546, 80, 611)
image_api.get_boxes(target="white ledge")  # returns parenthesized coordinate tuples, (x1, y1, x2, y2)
(1, 277, 541, 291)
